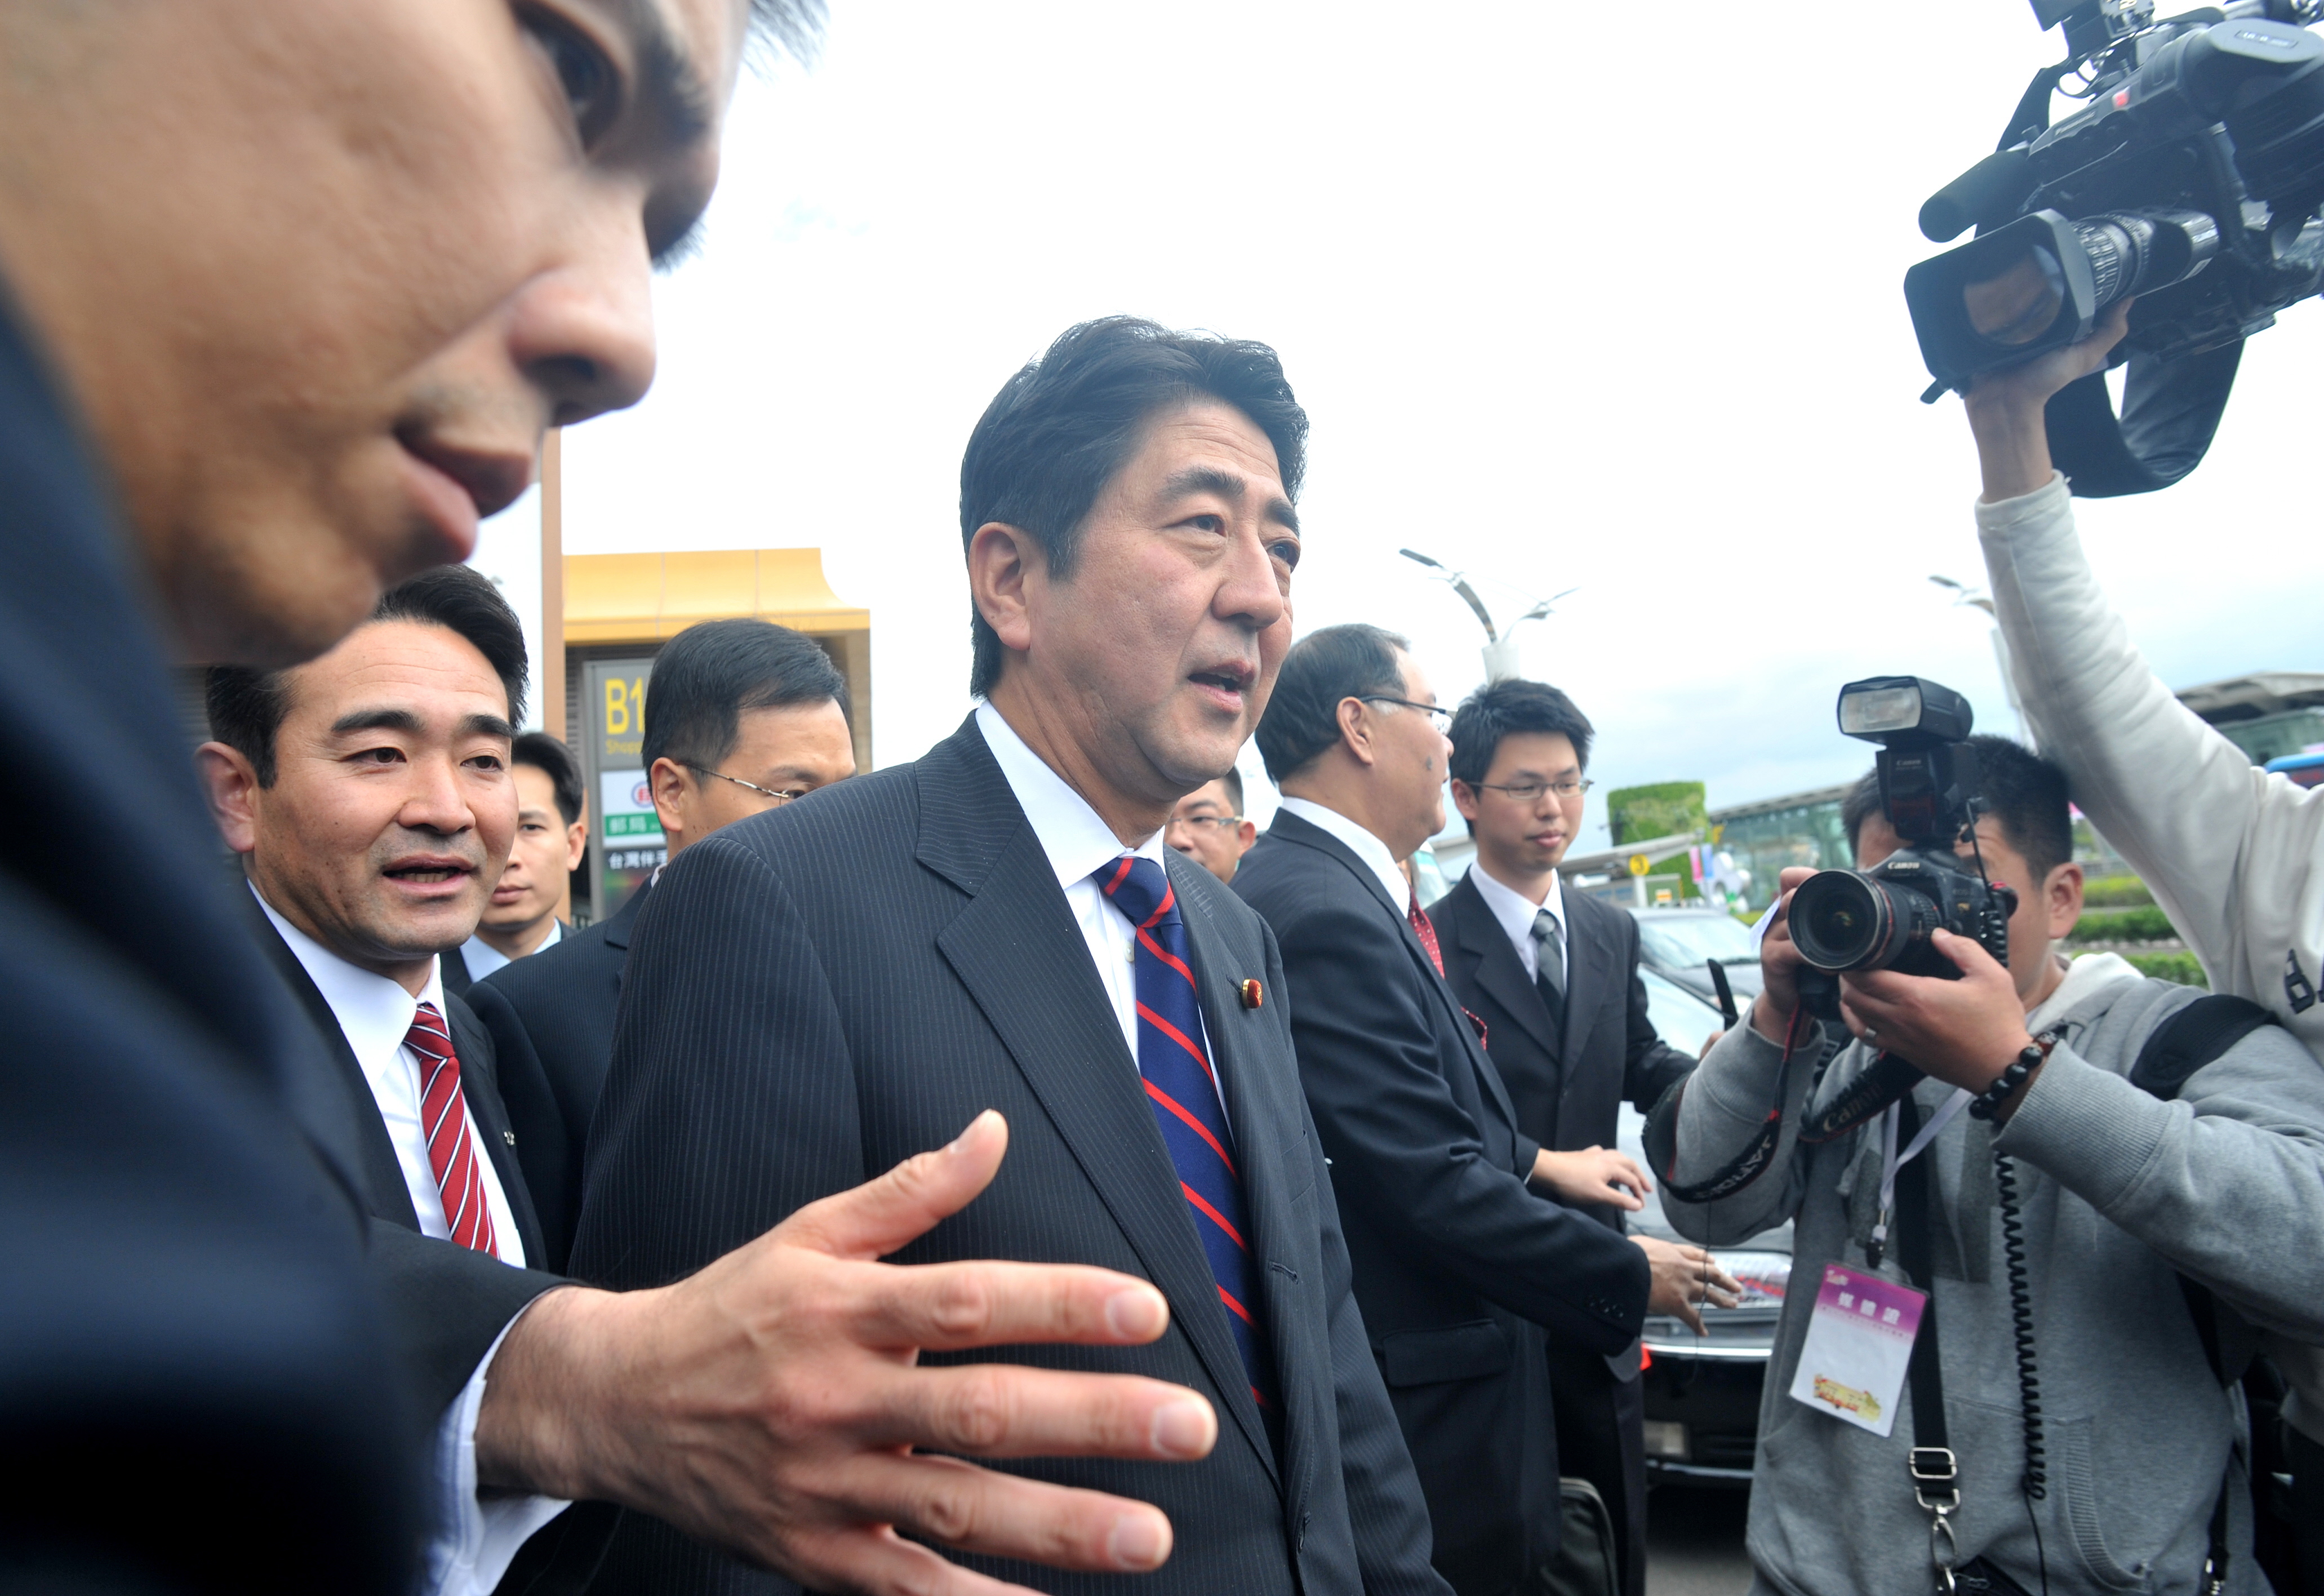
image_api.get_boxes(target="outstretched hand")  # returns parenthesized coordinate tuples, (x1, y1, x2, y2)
(1531, 1145, 1651, 1211)
(1961, 298, 2134, 502)
(1633, 1236, 1742, 1337)
(478, 1111, 1217, 1596)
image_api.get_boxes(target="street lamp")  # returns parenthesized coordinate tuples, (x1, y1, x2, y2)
(1399, 548, 1576, 681)
(1930, 574, 2027, 739)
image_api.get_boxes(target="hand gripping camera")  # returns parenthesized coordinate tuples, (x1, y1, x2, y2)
(1903, 0, 2324, 495)
(1787, 678, 2018, 1019)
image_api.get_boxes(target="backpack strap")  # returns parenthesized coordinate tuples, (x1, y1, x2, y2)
(2129, 994, 2277, 1103)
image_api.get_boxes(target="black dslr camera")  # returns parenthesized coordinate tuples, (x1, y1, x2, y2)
(1787, 678, 2018, 1018)
(1903, 0, 2324, 495)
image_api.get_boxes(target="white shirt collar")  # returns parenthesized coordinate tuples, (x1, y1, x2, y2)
(1471, 857, 1565, 937)
(251, 880, 442, 1065)
(458, 919, 561, 985)
(1277, 795, 1412, 911)
(974, 699, 1169, 886)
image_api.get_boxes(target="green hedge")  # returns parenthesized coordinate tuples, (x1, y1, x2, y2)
(2081, 875, 2157, 908)
(1606, 782, 1706, 846)
(2121, 950, 2207, 987)
(2067, 905, 2177, 943)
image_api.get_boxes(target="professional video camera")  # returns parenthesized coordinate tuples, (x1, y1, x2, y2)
(1787, 677, 2018, 1019)
(1903, 0, 2324, 495)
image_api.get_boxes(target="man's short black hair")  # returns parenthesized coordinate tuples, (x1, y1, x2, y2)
(1968, 734, 2074, 880)
(1446, 678, 1596, 791)
(1842, 768, 1886, 860)
(1218, 768, 1245, 817)
(513, 732, 583, 827)
(958, 316, 1310, 697)
(206, 565, 528, 787)
(640, 617, 847, 773)
(1255, 624, 1407, 785)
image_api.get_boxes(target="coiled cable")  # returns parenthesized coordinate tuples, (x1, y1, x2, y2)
(1994, 1146, 2050, 1594)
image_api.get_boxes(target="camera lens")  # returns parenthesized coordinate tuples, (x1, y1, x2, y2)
(1963, 244, 2067, 346)
(1790, 870, 1892, 972)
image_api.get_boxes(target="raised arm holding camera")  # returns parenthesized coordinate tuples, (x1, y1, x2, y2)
(1653, 681, 2324, 1596)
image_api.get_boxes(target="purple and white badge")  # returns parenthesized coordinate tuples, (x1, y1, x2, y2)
(1786, 1263, 1927, 1438)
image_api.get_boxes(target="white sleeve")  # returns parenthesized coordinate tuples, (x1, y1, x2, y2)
(1976, 473, 2324, 1061)
(426, 1294, 572, 1596)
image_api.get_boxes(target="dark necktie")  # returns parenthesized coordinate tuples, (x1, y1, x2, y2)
(1532, 908, 1567, 1034)
(1095, 855, 1281, 1438)
(405, 1001, 500, 1258)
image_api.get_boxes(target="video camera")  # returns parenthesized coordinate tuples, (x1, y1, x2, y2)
(1787, 677, 2018, 1019)
(1903, 0, 2324, 495)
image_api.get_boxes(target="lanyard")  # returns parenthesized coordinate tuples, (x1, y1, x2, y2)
(1869, 1089, 1970, 1267)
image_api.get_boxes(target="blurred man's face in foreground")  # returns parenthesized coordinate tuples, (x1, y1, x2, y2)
(0, 0, 749, 666)
(1165, 778, 1256, 884)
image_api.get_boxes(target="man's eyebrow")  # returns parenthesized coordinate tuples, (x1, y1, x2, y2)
(331, 708, 424, 738)
(461, 713, 519, 743)
(1158, 465, 1302, 536)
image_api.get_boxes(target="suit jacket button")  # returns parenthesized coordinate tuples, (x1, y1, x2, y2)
(1241, 978, 1264, 1010)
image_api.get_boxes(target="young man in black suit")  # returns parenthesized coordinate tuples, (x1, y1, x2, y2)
(443, 733, 589, 996)
(1429, 679, 1704, 1596)
(484, 617, 855, 1266)
(1234, 628, 1735, 1596)
(575, 317, 1453, 1595)
(0, 4, 1242, 1592)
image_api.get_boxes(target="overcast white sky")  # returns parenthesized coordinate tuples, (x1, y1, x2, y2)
(530, 1, 2319, 851)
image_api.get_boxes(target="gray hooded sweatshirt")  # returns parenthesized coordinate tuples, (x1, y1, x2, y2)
(1664, 953, 2324, 1596)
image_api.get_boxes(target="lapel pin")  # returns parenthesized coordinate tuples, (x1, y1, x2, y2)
(1240, 978, 1264, 1010)
(502, 1130, 517, 1146)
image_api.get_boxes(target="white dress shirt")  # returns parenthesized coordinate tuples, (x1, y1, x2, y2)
(1276, 796, 1412, 912)
(456, 917, 560, 985)
(1466, 859, 1571, 990)
(251, 885, 567, 1595)
(974, 701, 1225, 1117)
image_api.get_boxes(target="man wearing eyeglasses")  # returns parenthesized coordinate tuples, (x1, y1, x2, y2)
(1430, 677, 1706, 1596)
(1234, 627, 1733, 1595)
(478, 617, 852, 1270)
(1167, 769, 1259, 884)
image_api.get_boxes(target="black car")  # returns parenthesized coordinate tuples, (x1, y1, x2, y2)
(1625, 905, 1765, 1010)
(1618, 971, 1791, 1487)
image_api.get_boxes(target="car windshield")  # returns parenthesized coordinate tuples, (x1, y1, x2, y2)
(1638, 967, 1723, 1059)
(1634, 912, 1761, 969)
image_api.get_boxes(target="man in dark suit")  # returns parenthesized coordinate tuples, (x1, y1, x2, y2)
(443, 734, 589, 997)
(485, 617, 856, 1267)
(1430, 679, 1704, 1596)
(575, 317, 1452, 1595)
(1234, 627, 1734, 1596)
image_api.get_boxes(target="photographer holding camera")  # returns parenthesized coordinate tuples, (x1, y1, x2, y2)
(1656, 703, 2324, 1596)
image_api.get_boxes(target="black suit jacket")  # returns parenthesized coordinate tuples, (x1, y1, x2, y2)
(1429, 874, 1694, 1223)
(1233, 812, 1652, 1595)
(572, 716, 1448, 1596)
(0, 294, 428, 1588)
(252, 911, 552, 1269)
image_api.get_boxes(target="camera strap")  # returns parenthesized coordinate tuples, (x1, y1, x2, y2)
(1894, 1095, 1970, 1594)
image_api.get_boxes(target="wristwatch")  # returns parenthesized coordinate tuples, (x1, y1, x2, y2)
(1968, 1032, 2058, 1121)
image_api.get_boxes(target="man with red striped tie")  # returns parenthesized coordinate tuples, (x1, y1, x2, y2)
(197, 564, 571, 1591)
(574, 317, 1455, 1595)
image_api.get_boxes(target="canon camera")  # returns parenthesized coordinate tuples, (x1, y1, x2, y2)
(1903, 0, 2324, 495)
(1787, 679, 2018, 1017)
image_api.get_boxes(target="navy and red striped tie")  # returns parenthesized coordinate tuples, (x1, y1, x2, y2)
(405, 1001, 500, 1258)
(1096, 855, 1281, 1443)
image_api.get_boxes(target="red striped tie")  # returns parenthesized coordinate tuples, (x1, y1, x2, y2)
(405, 1002, 499, 1257)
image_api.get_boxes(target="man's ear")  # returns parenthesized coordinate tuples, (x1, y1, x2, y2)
(1450, 778, 1482, 826)
(194, 742, 261, 855)
(648, 757, 691, 842)
(562, 817, 588, 872)
(2045, 859, 2085, 943)
(966, 522, 1046, 663)
(1233, 819, 1257, 853)
(1335, 696, 1377, 769)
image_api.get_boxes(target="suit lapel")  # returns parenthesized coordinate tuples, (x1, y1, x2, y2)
(923, 726, 1278, 1479)
(1559, 892, 1608, 1065)
(1450, 877, 1558, 1056)
(251, 913, 419, 1229)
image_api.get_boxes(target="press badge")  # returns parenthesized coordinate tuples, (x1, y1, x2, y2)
(1787, 1264, 1926, 1438)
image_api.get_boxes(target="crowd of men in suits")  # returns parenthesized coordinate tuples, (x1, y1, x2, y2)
(14, 6, 2324, 1596)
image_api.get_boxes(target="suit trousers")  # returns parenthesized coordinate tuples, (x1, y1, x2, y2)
(1545, 1329, 1646, 1596)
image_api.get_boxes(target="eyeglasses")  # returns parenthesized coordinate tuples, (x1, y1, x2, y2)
(1359, 695, 1452, 728)
(1473, 778, 1594, 804)
(682, 762, 810, 806)
(1166, 814, 1245, 833)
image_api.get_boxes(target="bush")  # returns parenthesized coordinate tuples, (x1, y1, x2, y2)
(2067, 905, 2177, 943)
(2081, 875, 2156, 908)
(2121, 950, 2207, 987)
(1606, 782, 1706, 846)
